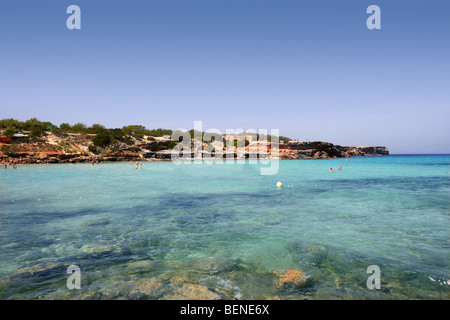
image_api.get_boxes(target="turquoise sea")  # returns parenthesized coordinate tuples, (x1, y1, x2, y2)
(0, 155, 449, 299)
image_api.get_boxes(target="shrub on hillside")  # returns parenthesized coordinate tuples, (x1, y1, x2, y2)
(3, 127, 16, 137)
(92, 130, 112, 147)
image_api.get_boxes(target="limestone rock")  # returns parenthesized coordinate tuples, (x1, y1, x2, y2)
(276, 269, 308, 288)
(163, 283, 221, 300)
(14, 262, 61, 276)
(128, 278, 166, 299)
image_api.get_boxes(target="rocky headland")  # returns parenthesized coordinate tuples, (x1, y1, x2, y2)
(0, 131, 388, 164)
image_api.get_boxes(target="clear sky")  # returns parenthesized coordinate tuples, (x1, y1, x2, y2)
(0, 0, 449, 153)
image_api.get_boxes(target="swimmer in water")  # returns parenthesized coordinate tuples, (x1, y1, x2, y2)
(339, 166, 342, 170)
(329, 168, 333, 172)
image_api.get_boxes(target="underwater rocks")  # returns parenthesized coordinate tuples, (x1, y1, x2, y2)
(0, 262, 69, 299)
(162, 282, 221, 300)
(128, 278, 166, 299)
(81, 218, 111, 228)
(13, 262, 62, 276)
(1, 256, 314, 300)
(275, 269, 309, 288)
(75, 276, 222, 300)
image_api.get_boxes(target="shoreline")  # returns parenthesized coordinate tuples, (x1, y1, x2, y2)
(0, 131, 389, 165)
(1, 154, 392, 166)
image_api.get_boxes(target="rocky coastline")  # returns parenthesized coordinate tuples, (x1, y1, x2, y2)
(0, 132, 388, 164)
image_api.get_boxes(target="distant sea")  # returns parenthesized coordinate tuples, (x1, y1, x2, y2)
(0, 155, 449, 299)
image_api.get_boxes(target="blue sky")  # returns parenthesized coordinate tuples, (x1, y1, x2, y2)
(0, 0, 449, 153)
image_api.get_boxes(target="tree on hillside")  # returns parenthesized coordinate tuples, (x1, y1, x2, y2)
(88, 123, 106, 134)
(71, 123, 87, 133)
(91, 128, 127, 148)
(92, 129, 112, 147)
(144, 128, 173, 137)
(3, 127, 16, 136)
(0, 119, 20, 129)
(59, 123, 71, 132)
(29, 128, 47, 139)
(23, 118, 53, 132)
(122, 125, 146, 136)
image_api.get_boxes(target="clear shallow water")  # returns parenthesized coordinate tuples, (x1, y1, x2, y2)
(0, 155, 449, 299)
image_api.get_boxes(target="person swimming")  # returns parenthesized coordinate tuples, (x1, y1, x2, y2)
(339, 166, 343, 170)
(329, 168, 333, 172)
(139, 164, 142, 170)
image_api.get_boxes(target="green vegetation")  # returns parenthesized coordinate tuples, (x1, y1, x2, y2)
(70, 123, 87, 133)
(278, 136, 291, 143)
(59, 123, 71, 132)
(145, 128, 172, 137)
(29, 129, 46, 139)
(124, 136, 134, 145)
(167, 140, 177, 149)
(88, 145, 98, 153)
(0, 118, 293, 148)
(0, 118, 53, 133)
(91, 130, 111, 147)
(3, 127, 15, 137)
(122, 125, 146, 136)
(0, 119, 21, 129)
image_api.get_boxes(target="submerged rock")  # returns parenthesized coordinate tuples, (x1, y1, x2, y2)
(79, 244, 113, 254)
(13, 262, 62, 276)
(163, 283, 221, 300)
(128, 278, 166, 299)
(126, 260, 154, 271)
(82, 219, 110, 228)
(168, 276, 190, 287)
(195, 257, 244, 274)
(265, 295, 282, 300)
(276, 269, 308, 288)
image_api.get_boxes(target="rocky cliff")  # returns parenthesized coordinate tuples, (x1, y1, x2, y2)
(278, 141, 389, 159)
(0, 132, 388, 164)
